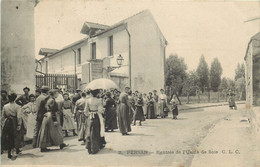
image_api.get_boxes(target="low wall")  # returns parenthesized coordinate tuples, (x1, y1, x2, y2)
(248, 106, 260, 149)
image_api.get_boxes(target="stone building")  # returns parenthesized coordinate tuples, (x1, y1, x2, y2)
(1, 0, 38, 94)
(244, 32, 260, 137)
(38, 10, 167, 92)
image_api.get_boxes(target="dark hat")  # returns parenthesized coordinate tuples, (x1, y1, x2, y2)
(125, 86, 130, 89)
(160, 89, 164, 91)
(153, 90, 157, 92)
(8, 93, 17, 101)
(29, 94, 35, 98)
(35, 89, 41, 93)
(106, 92, 111, 97)
(63, 93, 69, 96)
(23, 87, 30, 91)
(1, 90, 7, 94)
(90, 89, 100, 97)
(41, 86, 49, 91)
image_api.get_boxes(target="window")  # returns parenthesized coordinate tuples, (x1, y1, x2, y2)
(77, 48, 81, 64)
(91, 42, 96, 59)
(109, 36, 113, 56)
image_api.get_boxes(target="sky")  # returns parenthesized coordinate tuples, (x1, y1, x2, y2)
(35, 0, 260, 79)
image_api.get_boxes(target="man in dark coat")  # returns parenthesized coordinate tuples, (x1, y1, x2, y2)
(32, 86, 49, 148)
(72, 89, 82, 105)
(15, 87, 30, 106)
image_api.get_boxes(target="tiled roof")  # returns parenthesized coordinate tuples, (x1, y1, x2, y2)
(39, 48, 59, 55)
(80, 22, 110, 35)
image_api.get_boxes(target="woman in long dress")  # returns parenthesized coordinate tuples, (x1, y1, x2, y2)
(142, 93, 148, 117)
(104, 92, 118, 132)
(128, 90, 135, 124)
(84, 89, 106, 154)
(146, 92, 156, 119)
(158, 89, 168, 118)
(37, 89, 68, 152)
(153, 90, 159, 117)
(133, 93, 145, 126)
(117, 91, 131, 135)
(22, 94, 37, 139)
(1, 93, 24, 160)
(62, 93, 77, 137)
(170, 95, 179, 120)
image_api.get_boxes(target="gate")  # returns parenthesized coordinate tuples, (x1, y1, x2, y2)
(36, 74, 77, 90)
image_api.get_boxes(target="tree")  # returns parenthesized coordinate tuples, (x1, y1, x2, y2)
(183, 70, 199, 103)
(235, 77, 246, 100)
(196, 55, 209, 92)
(210, 57, 223, 92)
(234, 63, 246, 100)
(235, 63, 245, 81)
(219, 77, 228, 91)
(165, 54, 187, 95)
(227, 78, 236, 91)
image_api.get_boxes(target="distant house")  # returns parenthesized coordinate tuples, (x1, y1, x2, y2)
(37, 10, 167, 92)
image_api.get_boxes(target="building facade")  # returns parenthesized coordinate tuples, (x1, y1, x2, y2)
(38, 10, 167, 92)
(244, 32, 260, 140)
(1, 0, 37, 94)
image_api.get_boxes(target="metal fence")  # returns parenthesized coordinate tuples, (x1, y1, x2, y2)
(36, 74, 77, 90)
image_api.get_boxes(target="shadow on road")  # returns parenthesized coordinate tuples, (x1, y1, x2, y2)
(128, 133, 154, 137)
(42, 147, 85, 153)
(98, 148, 118, 155)
(174, 117, 187, 120)
(17, 153, 44, 159)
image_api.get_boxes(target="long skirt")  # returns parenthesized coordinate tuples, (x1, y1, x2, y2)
(21, 112, 28, 130)
(1, 118, 16, 150)
(147, 103, 156, 119)
(129, 103, 135, 123)
(78, 112, 87, 141)
(117, 103, 131, 134)
(229, 98, 236, 108)
(37, 112, 64, 148)
(85, 114, 106, 154)
(143, 104, 147, 116)
(134, 106, 145, 121)
(62, 109, 76, 131)
(159, 101, 168, 118)
(105, 108, 118, 131)
(26, 113, 37, 139)
(172, 106, 178, 117)
(154, 102, 159, 116)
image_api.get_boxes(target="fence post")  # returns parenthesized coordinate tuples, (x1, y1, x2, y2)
(208, 89, 210, 103)
(197, 89, 200, 103)
(217, 90, 220, 102)
(187, 93, 190, 104)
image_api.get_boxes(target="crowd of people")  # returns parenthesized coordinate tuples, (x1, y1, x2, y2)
(1, 86, 180, 160)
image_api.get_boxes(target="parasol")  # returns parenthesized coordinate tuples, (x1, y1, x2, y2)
(84, 78, 118, 90)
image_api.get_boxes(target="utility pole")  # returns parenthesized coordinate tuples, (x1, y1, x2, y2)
(244, 1, 260, 31)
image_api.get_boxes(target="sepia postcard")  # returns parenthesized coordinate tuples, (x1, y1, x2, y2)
(1, 0, 260, 167)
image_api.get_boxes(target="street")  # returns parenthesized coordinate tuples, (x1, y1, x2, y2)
(2, 104, 251, 166)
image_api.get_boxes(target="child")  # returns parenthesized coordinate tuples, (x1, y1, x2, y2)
(170, 95, 179, 120)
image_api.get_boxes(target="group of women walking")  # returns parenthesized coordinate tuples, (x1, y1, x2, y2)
(1, 85, 179, 159)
